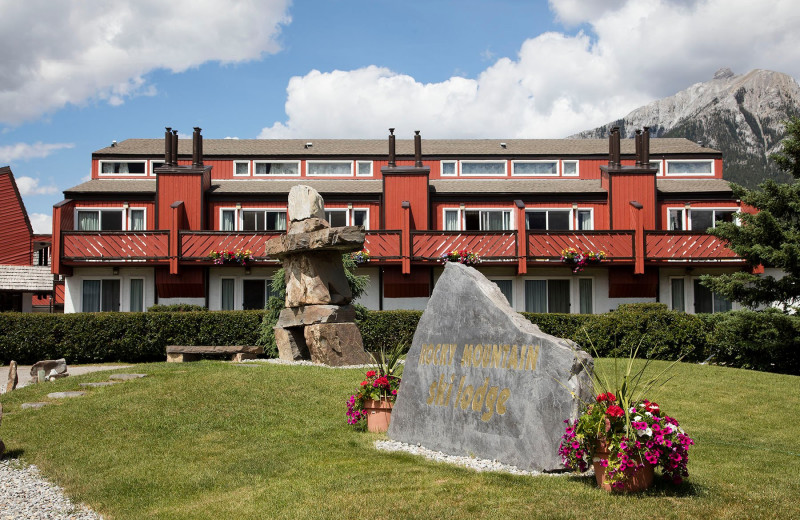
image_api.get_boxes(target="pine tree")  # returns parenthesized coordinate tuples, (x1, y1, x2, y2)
(700, 117, 800, 310)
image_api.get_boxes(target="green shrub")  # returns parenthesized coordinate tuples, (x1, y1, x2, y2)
(357, 309, 422, 353)
(147, 303, 208, 312)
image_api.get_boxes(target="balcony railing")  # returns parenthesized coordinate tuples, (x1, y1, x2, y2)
(180, 231, 284, 261)
(411, 231, 518, 261)
(363, 230, 402, 260)
(62, 231, 169, 261)
(527, 231, 635, 262)
(645, 231, 741, 261)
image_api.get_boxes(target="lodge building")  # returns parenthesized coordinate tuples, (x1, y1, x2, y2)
(51, 127, 751, 314)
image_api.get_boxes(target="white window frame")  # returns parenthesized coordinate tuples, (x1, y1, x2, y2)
(441, 207, 514, 231)
(324, 208, 370, 229)
(459, 160, 508, 177)
(239, 208, 288, 231)
(127, 276, 146, 312)
(576, 277, 595, 314)
(665, 159, 715, 177)
(525, 208, 576, 231)
(149, 160, 165, 175)
(687, 207, 739, 231)
(356, 161, 373, 177)
(220, 277, 236, 311)
(562, 160, 580, 177)
(75, 207, 146, 231)
(512, 160, 559, 177)
(667, 208, 686, 230)
(670, 276, 736, 314)
(575, 207, 594, 230)
(253, 160, 300, 177)
(233, 160, 251, 177)
(306, 160, 354, 177)
(523, 277, 574, 314)
(127, 208, 147, 231)
(649, 159, 663, 176)
(440, 160, 458, 177)
(81, 277, 125, 312)
(219, 208, 237, 231)
(98, 160, 148, 177)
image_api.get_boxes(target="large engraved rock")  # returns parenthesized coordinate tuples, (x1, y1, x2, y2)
(304, 323, 371, 366)
(288, 185, 325, 222)
(283, 254, 352, 306)
(388, 262, 594, 472)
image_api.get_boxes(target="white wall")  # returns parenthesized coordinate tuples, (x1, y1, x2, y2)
(208, 266, 280, 310)
(64, 267, 156, 313)
(353, 267, 380, 309)
(658, 266, 742, 313)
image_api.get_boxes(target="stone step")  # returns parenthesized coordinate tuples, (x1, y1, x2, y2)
(47, 391, 86, 399)
(79, 382, 119, 388)
(21, 402, 50, 410)
(109, 373, 147, 381)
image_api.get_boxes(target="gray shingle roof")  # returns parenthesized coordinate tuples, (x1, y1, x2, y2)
(64, 179, 156, 194)
(656, 179, 733, 194)
(430, 179, 606, 194)
(93, 138, 720, 157)
(0, 265, 53, 291)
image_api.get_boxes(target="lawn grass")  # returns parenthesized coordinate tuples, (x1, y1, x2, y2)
(1, 360, 798, 520)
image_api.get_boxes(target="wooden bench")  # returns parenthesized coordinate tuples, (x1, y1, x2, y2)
(166, 345, 264, 363)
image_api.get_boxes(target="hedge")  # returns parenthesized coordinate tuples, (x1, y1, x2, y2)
(1, 305, 798, 375)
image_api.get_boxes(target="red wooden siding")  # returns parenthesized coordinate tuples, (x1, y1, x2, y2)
(155, 266, 205, 298)
(645, 232, 740, 260)
(180, 231, 284, 260)
(527, 231, 634, 260)
(363, 231, 402, 259)
(411, 231, 517, 261)
(0, 168, 33, 265)
(62, 231, 169, 261)
(608, 267, 658, 298)
(609, 173, 656, 230)
(383, 171, 429, 230)
(383, 266, 430, 298)
(156, 170, 210, 230)
(577, 159, 607, 180)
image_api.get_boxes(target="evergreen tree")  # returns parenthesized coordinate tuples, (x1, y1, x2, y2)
(701, 117, 800, 310)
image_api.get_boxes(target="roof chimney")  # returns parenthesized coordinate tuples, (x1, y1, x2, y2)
(164, 127, 173, 166)
(635, 129, 643, 166)
(192, 127, 203, 168)
(609, 127, 621, 166)
(414, 130, 422, 167)
(388, 128, 396, 167)
(171, 130, 178, 166)
(642, 126, 650, 166)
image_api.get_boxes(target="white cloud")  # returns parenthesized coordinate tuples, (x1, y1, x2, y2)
(260, 0, 800, 139)
(29, 213, 52, 234)
(0, 0, 291, 124)
(0, 142, 74, 162)
(15, 176, 59, 196)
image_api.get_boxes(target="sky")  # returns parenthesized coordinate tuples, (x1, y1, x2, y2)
(2, 0, 800, 233)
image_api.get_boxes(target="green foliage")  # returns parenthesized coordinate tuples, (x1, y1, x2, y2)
(147, 303, 208, 312)
(703, 116, 800, 309)
(356, 310, 421, 353)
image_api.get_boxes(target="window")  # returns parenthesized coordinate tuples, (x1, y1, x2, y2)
(82, 279, 120, 312)
(129, 209, 145, 231)
(649, 160, 662, 174)
(665, 160, 714, 175)
(77, 209, 123, 231)
(307, 161, 352, 176)
(254, 161, 299, 176)
(461, 161, 506, 176)
(353, 209, 368, 227)
(129, 279, 144, 312)
(688, 209, 736, 231)
(693, 279, 731, 313)
(444, 209, 512, 231)
(441, 161, 457, 176)
(668, 209, 685, 230)
(526, 210, 571, 231)
(324, 209, 369, 228)
(150, 161, 165, 174)
(221, 210, 236, 231)
(242, 210, 287, 231)
(221, 279, 235, 311)
(99, 161, 147, 175)
(356, 161, 373, 177)
(491, 279, 514, 306)
(671, 278, 685, 311)
(325, 210, 347, 227)
(233, 161, 250, 176)
(578, 278, 593, 314)
(512, 161, 558, 176)
(562, 160, 579, 177)
(576, 209, 593, 230)
(524, 279, 570, 313)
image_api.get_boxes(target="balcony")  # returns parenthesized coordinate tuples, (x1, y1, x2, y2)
(363, 230, 402, 260)
(62, 231, 169, 263)
(645, 231, 741, 262)
(179, 231, 284, 262)
(411, 231, 518, 262)
(527, 231, 635, 263)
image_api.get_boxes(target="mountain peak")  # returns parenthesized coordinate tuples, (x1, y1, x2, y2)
(714, 67, 735, 80)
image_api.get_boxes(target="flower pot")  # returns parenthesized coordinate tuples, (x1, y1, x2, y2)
(593, 441, 654, 493)
(363, 398, 393, 433)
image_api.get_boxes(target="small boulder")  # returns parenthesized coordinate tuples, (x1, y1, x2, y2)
(30, 358, 68, 378)
(6, 360, 18, 393)
(288, 185, 325, 222)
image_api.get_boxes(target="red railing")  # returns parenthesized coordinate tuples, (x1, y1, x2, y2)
(363, 230, 402, 260)
(527, 231, 635, 261)
(411, 231, 517, 261)
(62, 231, 169, 261)
(180, 231, 285, 260)
(645, 232, 741, 261)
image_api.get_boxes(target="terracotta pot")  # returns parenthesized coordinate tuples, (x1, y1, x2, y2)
(363, 398, 393, 433)
(593, 440, 654, 493)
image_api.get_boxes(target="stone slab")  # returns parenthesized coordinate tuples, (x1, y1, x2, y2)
(47, 391, 86, 399)
(304, 322, 371, 366)
(276, 304, 356, 328)
(30, 358, 67, 377)
(109, 373, 147, 381)
(387, 262, 593, 472)
(274, 326, 309, 361)
(283, 253, 353, 306)
(166, 345, 264, 355)
(79, 382, 119, 388)
(289, 217, 329, 235)
(265, 226, 365, 257)
(288, 185, 325, 222)
(21, 402, 50, 410)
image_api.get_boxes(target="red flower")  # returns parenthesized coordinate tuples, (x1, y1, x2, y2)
(360, 381, 368, 387)
(645, 401, 660, 414)
(605, 405, 624, 418)
(365, 370, 376, 378)
(596, 392, 617, 402)
(373, 376, 390, 388)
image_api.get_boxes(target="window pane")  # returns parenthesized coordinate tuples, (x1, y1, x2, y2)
(82, 280, 100, 312)
(671, 279, 685, 312)
(714, 292, 732, 313)
(101, 279, 120, 312)
(513, 162, 558, 175)
(243, 211, 266, 231)
(242, 280, 266, 310)
(579, 279, 592, 314)
(441, 162, 456, 175)
(464, 211, 480, 230)
(669, 209, 684, 230)
(325, 211, 347, 227)
(130, 279, 143, 312)
(526, 212, 547, 230)
(690, 210, 713, 231)
(357, 162, 372, 176)
(444, 210, 459, 231)
(462, 161, 505, 175)
(649, 161, 661, 174)
(308, 162, 351, 175)
(548, 280, 571, 313)
(563, 161, 578, 175)
(492, 280, 513, 306)
(549, 211, 570, 231)
(101, 211, 123, 231)
(221, 279, 235, 311)
(353, 210, 368, 227)
(255, 162, 298, 175)
(101, 162, 145, 174)
(667, 161, 713, 174)
(482, 211, 508, 231)
(78, 211, 100, 231)
(222, 210, 236, 231)
(266, 212, 286, 231)
(715, 211, 736, 225)
(577, 210, 592, 230)
(693, 280, 712, 313)
(524, 280, 547, 313)
(235, 162, 249, 175)
(130, 210, 145, 231)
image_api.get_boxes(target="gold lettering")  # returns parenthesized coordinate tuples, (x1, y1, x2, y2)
(453, 376, 466, 407)
(460, 385, 474, 410)
(461, 344, 473, 367)
(438, 344, 449, 366)
(426, 379, 437, 405)
(496, 388, 511, 415)
(501, 344, 511, 367)
(444, 374, 455, 405)
(492, 344, 502, 369)
(419, 344, 428, 365)
(471, 377, 490, 411)
(434, 344, 442, 365)
(507, 345, 518, 369)
(425, 344, 435, 365)
(519, 345, 527, 369)
(525, 343, 541, 371)
(435, 374, 447, 406)
(481, 344, 492, 368)
(448, 344, 457, 366)
(472, 345, 483, 367)
(482, 387, 499, 422)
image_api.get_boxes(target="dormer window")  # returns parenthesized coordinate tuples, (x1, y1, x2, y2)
(99, 160, 147, 176)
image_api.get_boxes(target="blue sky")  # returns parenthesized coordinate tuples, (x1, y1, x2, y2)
(2, 0, 799, 232)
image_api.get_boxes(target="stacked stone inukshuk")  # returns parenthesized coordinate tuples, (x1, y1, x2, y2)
(266, 185, 372, 367)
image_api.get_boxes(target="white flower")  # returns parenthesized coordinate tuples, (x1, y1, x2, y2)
(645, 428, 653, 437)
(634, 415, 642, 422)
(645, 411, 653, 417)
(629, 407, 636, 413)
(665, 424, 675, 434)
(639, 403, 646, 408)
(636, 429, 647, 437)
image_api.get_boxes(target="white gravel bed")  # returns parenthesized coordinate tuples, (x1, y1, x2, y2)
(0, 458, 102, 520)
(240, 358, 380, 369)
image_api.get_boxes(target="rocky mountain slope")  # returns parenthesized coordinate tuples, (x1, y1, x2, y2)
(572, 68, 800, 188)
